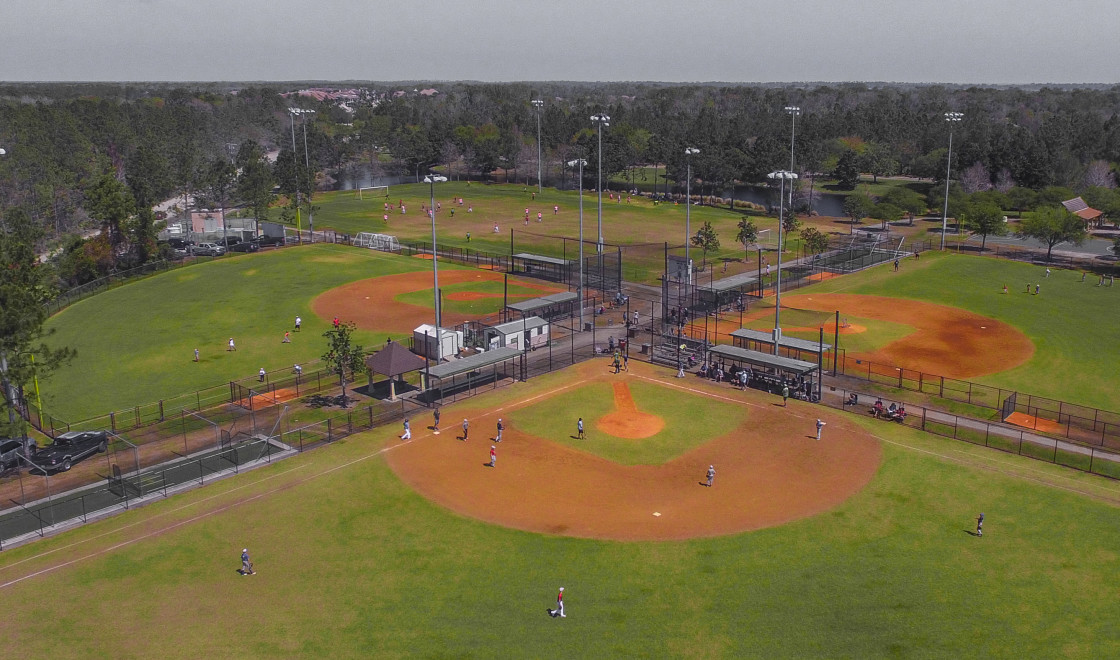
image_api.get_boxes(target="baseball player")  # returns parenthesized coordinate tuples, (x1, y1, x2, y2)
(401, 418, 411, 441)
(782, 385, 790, 406)
(815, 418, 826, 440)
(258, 367, 266, 383)
(462, 418, 469, 441)
(240, 548, 255, 575)
(489, 445, 497, 467)
(295, 315, 302, 332)
(496, 418, 504, 442)
(228, 337, 236, 351)
(433, 408, 441, 434)
(194, 348, 199, 362)
(577, 417, 585, 439)
(549, 587, 565, 617)
(976, 512, 984, 537)
(706, 465, 715, 487)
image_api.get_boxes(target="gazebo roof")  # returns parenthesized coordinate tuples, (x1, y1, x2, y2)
(1062, 197, 1104, 221)
(365, 341, 427, 377)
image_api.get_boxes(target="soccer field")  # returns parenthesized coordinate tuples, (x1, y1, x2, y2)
(3, 361, 1120, 658)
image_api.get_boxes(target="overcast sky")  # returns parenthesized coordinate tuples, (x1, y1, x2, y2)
(2, 0, 1118, 84)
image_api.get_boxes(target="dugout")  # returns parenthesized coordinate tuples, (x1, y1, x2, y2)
(729, 328, 832, 363)
(697, 272, 759, 308)
(706, 344, 821, 401)
(511, 253, 573, 284)
(504, 291, 579, 322)
(484, 316, 549, 351)
(421, 347, 524, 406)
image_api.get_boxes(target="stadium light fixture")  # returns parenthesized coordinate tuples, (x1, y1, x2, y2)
(533, 99, 544, 194)
(767, 170, 798, 355)
(684, 147, 700, 280)
(591, 113, 610, 253)
(941, 112, 964, 250)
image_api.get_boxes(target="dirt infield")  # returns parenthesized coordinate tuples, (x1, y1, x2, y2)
(233, 387, 300, 410)
(311, 270, 565, 334)
(596, 382, 665, 439)
(783, 293, 1034, 379)
(385, 361, 882, 541)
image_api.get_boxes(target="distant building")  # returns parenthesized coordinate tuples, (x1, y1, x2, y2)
(1061, 197, 1106, 227)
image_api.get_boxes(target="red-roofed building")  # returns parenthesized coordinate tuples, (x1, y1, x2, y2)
(1061, 197, 1106, 226)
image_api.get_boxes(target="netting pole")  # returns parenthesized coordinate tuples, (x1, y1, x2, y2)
(833, 310, 840, 376)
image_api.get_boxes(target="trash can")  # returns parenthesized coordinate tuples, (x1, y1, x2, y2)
(584, 322, 593, 332)
(627, 327, 637, 339)
(640, 343, 650, 355)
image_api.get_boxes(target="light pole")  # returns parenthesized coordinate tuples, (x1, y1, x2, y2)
(785, 105, 800, 210)
(427, 175, 443, 363)
(533, 99, 544, 193)
(568, 158, 588, 329)
(287, 109, 303, 238)
(767, 170, 798, 356)
(941, 112, 964, 250)
(684, 147, 700, 281)
(591, 113, 610, 253)
(301, 109, 316, 241)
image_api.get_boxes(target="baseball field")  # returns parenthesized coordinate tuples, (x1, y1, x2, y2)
(10, 192, 1120, 657)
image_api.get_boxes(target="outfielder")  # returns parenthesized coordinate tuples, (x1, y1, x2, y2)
(240, 548, 255, 575)
(577, 417, 585, 439)
(549, 587, 566, 617)
(976, 512, 984, 537)
(401, 418, 411, 441)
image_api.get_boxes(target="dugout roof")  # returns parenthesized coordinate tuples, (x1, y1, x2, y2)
(489, 316, 549, 335)
(513, 252, 571, 266)
(708, 344, 819, 376)
(699, 272, 759, 292)
(729, 328, 832, 354)
(427, 347, 522, 380)
(506, 291, 578, 314)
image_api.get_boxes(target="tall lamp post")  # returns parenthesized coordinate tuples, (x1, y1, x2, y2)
(941, 112, 964, 250)
(533, 99, 544, 193)
(767, 170, 798, 355)
(301, 109, 316, 241)
(684, 147, 700, 283)
(591, 113, 610, 253)
(568, 158, 588, 329)
(427, 174, 443, 364)
(287, 108, 304, 238)
(785, 105, 800, 209)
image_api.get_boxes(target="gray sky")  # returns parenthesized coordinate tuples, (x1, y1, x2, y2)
(2, 0, 1118, 84)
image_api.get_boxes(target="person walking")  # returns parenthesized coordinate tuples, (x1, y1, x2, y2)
(815, 418, 826, 440)
(577, 417, 585, 439)
(462, 418, 469, 441)
(782, 384, 790, 406)
(976, 512, 984, 537)
(258, 367, 266, 383)
(401, 418, 411, 441)
(1035, 284, 1040, 295)
(706, 464, 715, 487)
(228, 337, 236, 352)
(549, 587, 566, 617)
(295, 315, 302, 332)
(433, 408, 441, 434)
(194, 348, 200, 362)
(240, 548, 255, 575)
(495, 418, 504, 442)
(488, 445, 497, 467)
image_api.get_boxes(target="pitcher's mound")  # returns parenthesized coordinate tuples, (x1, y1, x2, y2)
(596, 382, 664, 438)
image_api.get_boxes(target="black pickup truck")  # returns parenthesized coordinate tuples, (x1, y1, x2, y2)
(34, 431, 109, 472)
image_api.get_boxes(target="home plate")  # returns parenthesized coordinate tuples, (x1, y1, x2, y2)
(652, 512, 661, 517)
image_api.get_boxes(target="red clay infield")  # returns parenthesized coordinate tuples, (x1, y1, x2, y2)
(311, 270, 565, 334)
(385, 361, 882, 541)
(782, 293, 1035, 379)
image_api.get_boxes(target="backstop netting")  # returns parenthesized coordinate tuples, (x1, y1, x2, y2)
(355, 232, 401, 252)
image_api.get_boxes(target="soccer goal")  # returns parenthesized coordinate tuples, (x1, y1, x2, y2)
(355, 232, 400, 252)
(357, 185, 390, 200)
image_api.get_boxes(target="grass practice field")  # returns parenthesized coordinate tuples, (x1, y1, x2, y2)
(4, 362, 1120, 658)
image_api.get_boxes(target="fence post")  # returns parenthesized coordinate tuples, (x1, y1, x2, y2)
(159, 400, 164, 422)
(110, 411, 116, 432)
(921, 406, 926, 431)
(327, 418, 333, 443)
(939, 376, 944, 398)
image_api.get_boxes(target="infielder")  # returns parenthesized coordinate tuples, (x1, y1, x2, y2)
(706, 465, 715, 487)
(782, 385, 790, 406)
(462, 418, 469, 440)
(496, 418, 504, 442)
(433, 408, 441, 434)
(815, 418, 826, 440)
(549, 587, 565, 617)
(240, 548, 255, 575)
(489, 445, 497, 467)
(401, 418, 411, 441)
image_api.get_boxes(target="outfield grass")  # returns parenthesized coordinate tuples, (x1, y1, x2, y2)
(513, 379, 749, 465)
(311, 182, 779, 282)
(3, 367, 1120, 658)
(40, 244, 442, 421)
(806, 251, 1120, 410)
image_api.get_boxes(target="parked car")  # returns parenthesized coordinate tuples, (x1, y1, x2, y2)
(214, 236, 244, 249)
(33, 430, 109, 472)
(230, 239, 260, 253)
(192, 242, 225, 257)
(0, 438, 25, 470)
(256, 235, 285, 248)
(423, 175, 448, 183)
